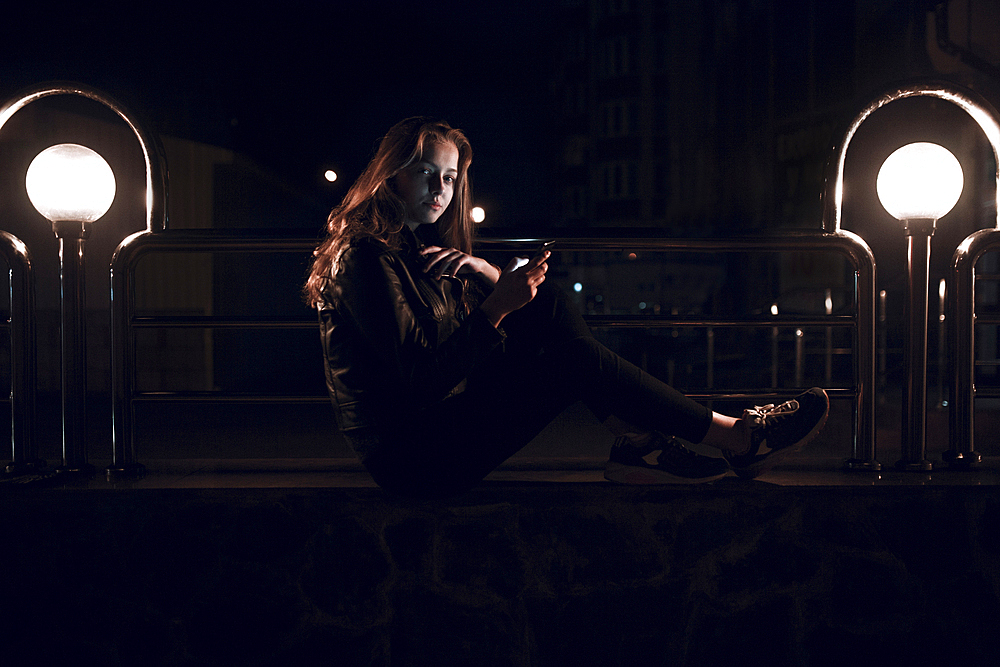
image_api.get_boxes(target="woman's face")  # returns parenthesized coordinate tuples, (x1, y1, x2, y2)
(394, 141, 459, 227)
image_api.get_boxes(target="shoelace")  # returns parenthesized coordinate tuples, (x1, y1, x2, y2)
(745, 399, 800, 428)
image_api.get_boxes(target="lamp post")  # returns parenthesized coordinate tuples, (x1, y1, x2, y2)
(876, 142, 963, 471)
(25, 143, 116, 474)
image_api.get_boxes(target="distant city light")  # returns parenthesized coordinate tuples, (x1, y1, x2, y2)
(324, 170, 338, 183)
(639, 302, 647, 310)
(471, 206, 486, 223)
(771, 303, 779, 316)
(573, 282, 583, 292)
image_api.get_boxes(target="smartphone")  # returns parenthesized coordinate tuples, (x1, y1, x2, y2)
(512, 240, 555, 270)
(533, 240, 556, 258)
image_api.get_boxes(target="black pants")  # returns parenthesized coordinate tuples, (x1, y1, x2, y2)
(363, 283, 713, 497)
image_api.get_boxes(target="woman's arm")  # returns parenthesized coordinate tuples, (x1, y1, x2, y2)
(332, 241, 506, 407)
(479, 253, 549, 327)
(417, 245, 549, 326)
(419, 245, 501, 284)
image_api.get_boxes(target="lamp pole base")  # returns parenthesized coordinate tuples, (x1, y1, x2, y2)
(106, 462, 147, 481)
(843, 458, 882, 472)
(4, 459, 47, 475)
(894, 459, 934, 472)
(54, 463, 96, 477)
(941, 449, 982, 469)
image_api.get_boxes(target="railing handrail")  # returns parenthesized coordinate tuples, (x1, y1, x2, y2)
(109, 228, 877, 472)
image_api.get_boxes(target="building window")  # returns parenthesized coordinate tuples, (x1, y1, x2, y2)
(599, 100, 639, 137)
(564, 185, 588, 219)
(563, 30, 587, 62)
(654, 31, 673, 73)
(595, 36, 633, 79)
(564, 82, 588, 116)
(596, 0, 632, 18)
(598, 161, 638, 199)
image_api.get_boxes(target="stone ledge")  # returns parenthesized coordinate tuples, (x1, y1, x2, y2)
(3, 481, 999, 665)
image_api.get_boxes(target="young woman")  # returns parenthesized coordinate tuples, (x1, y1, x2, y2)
(305, 117, 828, 498)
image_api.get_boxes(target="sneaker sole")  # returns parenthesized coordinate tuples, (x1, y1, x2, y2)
(734, 391, 830, 480)
(604, 461, 729, 484)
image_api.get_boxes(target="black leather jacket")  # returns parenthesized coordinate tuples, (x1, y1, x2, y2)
(317, 226, 505, 450)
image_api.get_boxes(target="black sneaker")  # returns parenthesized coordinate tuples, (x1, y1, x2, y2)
(604, 433, 730, 484)
(725, 387, 830, 479)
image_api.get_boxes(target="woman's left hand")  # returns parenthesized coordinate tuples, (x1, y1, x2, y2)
(419, 246, 500, 284)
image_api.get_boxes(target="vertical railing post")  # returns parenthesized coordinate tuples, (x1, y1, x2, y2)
(936, 279, 946, 409)
(825, 288, 833, 386)
(0, 231, 38, 473)
(794, 328, 805, 388)
(945, 229, 1000, 468)
(109, 234, 145, 479)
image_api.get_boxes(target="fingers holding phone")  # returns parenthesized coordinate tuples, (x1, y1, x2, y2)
(511, 240, 555, 271)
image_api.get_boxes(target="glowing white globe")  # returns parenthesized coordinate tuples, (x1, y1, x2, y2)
(877, 142, 963, 221)
(25, 144, 116, 223)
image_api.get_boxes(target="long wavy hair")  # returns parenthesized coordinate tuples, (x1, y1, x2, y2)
(304, 117, 474, 306)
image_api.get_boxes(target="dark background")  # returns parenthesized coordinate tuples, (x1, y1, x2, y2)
(1, 1, 559, 224)
(2, 1, 1000, 461)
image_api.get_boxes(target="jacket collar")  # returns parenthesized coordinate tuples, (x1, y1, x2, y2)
(400, 223, 442, 258)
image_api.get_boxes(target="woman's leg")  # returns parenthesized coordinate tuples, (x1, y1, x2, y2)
(366, 310, 716, 496)
(491, 283, 718, 443)
(366, 283, 744, 496)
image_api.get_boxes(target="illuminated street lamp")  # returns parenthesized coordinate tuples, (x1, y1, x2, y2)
(877, 142, 963, 470)
(26, 143, 116, 474)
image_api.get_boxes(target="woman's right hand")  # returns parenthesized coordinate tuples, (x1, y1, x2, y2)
(479, 252, 549, 327)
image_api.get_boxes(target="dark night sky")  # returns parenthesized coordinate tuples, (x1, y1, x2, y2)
(1, 2, 558, 223)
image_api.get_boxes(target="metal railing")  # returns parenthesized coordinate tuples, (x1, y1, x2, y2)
(928, 80, 1000, 469)
(0, 230, 37, 472)
(482, 233, 876, 469)
(108, 228, 878, 473)
(1, 81, 169, 476)
(948, 230, 1000, 467)
(108, 229, 320, 477)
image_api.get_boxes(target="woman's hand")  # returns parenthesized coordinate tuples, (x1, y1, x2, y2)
(479, 252, 549, 327)
(419, 246, 500, 284)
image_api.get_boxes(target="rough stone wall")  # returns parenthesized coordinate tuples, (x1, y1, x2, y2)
(3, 484, 998, 666)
